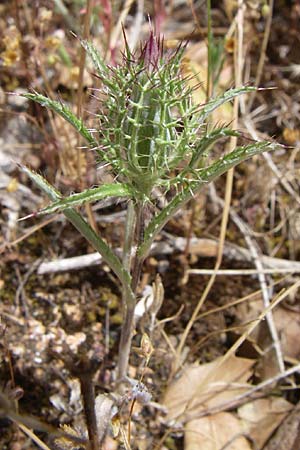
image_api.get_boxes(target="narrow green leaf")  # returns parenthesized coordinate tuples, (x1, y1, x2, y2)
(80, 39, 115, 89)
(22, 93, 98, 147)
(36, 183, 133, 215)
(138, 141, 281, 258)
(198, 86, 256, 123)
(190, 127, 240, 167)
(18, 165, 132, 289)
(19, 164, 62, 202)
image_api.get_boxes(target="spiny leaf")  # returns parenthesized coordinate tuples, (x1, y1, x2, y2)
(80, 39, 107, 73)
(198, 86, 256, 124)
(79, 39, 116, 90)
(18, 165, 132, 286)
(138, 141, 281, 257)
(36, 183, 133, 215)
(18, 164, 62, 202)
(22, 93, 98, 147)
(190, 127, 240, 167)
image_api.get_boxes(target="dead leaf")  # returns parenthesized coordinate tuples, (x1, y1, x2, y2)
(182, 42, 233, 124)
(263, 400, 300, 450)
(185, 412, 251, 450)
(163, 355, 254, 422)
(95, 394, 114, 442)
(273, 307, 300, 359)
(238, 397, 293, 449)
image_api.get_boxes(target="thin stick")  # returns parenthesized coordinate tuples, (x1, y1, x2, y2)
(246, 0, 274, 112)
(79, 372, 100, 450)
(243, 118, 300, 206)
(76, 0, 98, 233)
(210, 183, 285, 373)
(231, 208, 285, 373)
(109, 0, 135, 56)
(36, 235, 300, 274)
(17, 423, 52, 450)
(206, 0, 213, 100)
(0, 216, 57, 253)
(172, 280, 300, 424)
(173, 1, 245, 375)
(183, 0, 212, 262)
(188, 268, 300, 275)
(77, 0, 94, 128)
(213, 281, 299, 382)
(188, 360, 300, 421)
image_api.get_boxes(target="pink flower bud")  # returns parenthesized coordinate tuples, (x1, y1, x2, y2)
(140, 30, 161, 72)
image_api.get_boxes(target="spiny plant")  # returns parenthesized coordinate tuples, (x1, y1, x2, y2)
(20, 29, 280, 382)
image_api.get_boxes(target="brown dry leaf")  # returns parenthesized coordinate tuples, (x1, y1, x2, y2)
(58, 65, 93, 90)
(185, 412, 251, 450)
(95, 394, 114, 443)
(182, 42, 233, 124)
(223, 0, 238, 20)
(263, 400, 300, 450)
(238, 397, 293, 449)
(53, 115, 87, 180)
(163, 355, 254, 422)
(273, 306, 300, 360)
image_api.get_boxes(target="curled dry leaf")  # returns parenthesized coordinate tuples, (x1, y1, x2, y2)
(95, 394, 114, 443)
(163, 355, 254, 422)
(185, 412, 251, 450)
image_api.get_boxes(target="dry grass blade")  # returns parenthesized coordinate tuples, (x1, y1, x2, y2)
(172, 0, 245, 376)
(0, 392, 86, 448)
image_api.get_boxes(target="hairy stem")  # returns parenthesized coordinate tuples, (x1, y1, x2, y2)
(117, 201, 137, 381)
(117, 201, 146, 381)
(117, 298, 136, 382)
(122, 200, 136, 272)
(131, 202, 146, 292)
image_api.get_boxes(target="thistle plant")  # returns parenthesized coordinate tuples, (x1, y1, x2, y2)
(20, 30, 279, 381)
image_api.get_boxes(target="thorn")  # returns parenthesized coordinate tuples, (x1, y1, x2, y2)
(17, 212, 38, 222)
(257, 86, 278, 91)
(70, 30, 77, 39)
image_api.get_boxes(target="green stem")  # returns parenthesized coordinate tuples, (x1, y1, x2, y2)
(122, 200, 136, 272)
(117, 201, 137, 381)
(64, 209, 130, 286)
(131, 202, 145, 292)
(117, 201, 146, 381)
